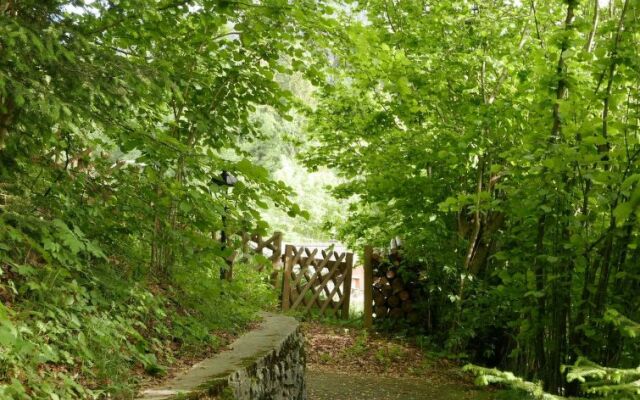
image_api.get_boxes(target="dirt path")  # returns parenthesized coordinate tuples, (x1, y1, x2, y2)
(303, 322, 498, 400)
(307, 369, 495, 400)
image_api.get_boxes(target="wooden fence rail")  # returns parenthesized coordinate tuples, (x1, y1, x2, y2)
(224, 231, 283, 280)
(364, 245, 374, 329)
(241, 231, 283, 270)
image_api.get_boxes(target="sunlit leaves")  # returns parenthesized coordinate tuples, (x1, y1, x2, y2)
(0, 0, 333, 397)
(307, 0, 640, 394)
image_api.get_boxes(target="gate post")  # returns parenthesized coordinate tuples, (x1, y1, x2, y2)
(272, 232, 283, 268)
(271, 231, 283, 286)
(363, 245, 373, 329)
(341, 252, 354, 320)
(281, 244, 294, 311)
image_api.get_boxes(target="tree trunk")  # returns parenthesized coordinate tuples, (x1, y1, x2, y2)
(532, 215, 547, 377)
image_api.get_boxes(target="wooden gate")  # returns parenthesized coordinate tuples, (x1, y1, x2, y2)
(281, 245, 354, 319)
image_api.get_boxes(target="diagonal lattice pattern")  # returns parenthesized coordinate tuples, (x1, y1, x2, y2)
(282, 245, 354, 319)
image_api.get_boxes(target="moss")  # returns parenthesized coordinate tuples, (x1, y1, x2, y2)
(196, 376, 232, 394)
(219, 387, 235, 400)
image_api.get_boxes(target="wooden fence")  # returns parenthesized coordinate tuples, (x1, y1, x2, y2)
(241, 231, 282, 270)
(223, 232, 356, 319)
(281, 245, 354, 319)
(222, 231, 283, 281)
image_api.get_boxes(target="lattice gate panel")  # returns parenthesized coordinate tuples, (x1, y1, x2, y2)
(281, 245, 354, 319)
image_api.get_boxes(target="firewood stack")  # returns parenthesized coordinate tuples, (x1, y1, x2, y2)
(370, 250, 420, 323)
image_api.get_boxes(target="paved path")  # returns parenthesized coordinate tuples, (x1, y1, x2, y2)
(307, 370, 496, 400)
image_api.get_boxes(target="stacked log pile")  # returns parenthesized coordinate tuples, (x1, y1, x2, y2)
(370, 251, 420, 323)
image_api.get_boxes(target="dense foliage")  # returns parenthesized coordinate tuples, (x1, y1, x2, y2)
(2, 0, 640, 398)
(0, 0, 334, 397)
(305, 0, 640, 397)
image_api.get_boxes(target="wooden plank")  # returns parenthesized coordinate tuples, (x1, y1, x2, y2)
(287, 246, 302, 273)
(363, 245, 374, 329)
(319, 271, 348, 316)
(271, 231, 283, 266)
(281, 245, 294, 311)
(289, 249, 320, 311)
(292, 251, 317, 292)
(317, 255, 345, 303)
(271, 231, 283, 288)
(341, 252, 354, 320)
(241, 232, 250, 253)
(303, 255, 343, 314)
(305, 253, 330, 308)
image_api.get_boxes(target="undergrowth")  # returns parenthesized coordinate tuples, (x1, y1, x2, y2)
(0, 227, 275, 399)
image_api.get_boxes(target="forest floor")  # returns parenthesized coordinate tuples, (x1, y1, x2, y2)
(303, 322, 498, 400)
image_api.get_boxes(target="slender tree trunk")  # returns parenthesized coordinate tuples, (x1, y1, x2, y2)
(593, 230, 614, 318)
(584, 0, 599, 53)
(592, 0, 630, 323)
(464, 156, 485, 273)
(532, 214, 547, 378)
(602, 222, 633, 364)
(151, 180, 166, 277)
(0, 97, 15, 150)
(542, 0, 577, 393)
(572, 179, 594, 356)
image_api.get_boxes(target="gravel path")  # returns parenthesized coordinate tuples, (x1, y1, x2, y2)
(307, 369, 496, 400)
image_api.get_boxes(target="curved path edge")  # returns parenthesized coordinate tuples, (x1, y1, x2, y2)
(138, 313, 305, 400)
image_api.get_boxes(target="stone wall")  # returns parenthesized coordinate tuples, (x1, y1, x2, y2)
(138, 313, 306, 400)
(226, 324, 305, 399)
